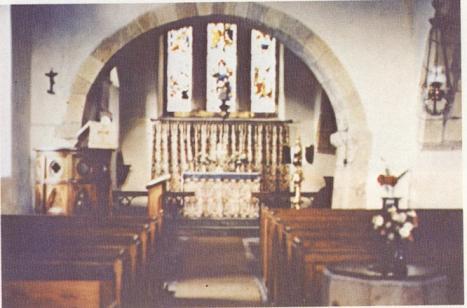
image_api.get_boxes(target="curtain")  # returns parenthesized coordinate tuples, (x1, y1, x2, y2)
(152, 119, 290, 192)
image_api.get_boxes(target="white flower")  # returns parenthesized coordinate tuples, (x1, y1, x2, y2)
(385, 221, 392, 228)
(399, 222, 414, 238)
(372, 215, 384, 227)
(391, 211, 407, 223)
(387, 232, 395, 240)
(399, 212, 407, 222)
(407, 210, 417, 217)
(387, 206, 397, 213)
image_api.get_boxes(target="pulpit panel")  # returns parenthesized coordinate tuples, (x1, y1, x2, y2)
(34, 148, 111, 215)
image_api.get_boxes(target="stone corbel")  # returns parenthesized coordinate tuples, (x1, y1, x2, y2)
(330, 130, 358, 166)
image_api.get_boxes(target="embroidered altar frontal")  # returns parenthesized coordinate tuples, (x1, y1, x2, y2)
(182, 172, 261, 219)
(152, 119, 290, 192)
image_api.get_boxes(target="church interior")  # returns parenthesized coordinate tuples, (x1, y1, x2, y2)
(0, 1, 463, 307)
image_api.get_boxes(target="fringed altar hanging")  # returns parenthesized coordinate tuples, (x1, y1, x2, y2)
(152, 119, 290, 192)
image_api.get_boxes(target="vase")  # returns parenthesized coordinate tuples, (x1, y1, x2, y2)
(391, 241, 408, 277)
(370, 239, 408, 277)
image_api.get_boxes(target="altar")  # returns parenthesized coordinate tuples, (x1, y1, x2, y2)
(182, 171, 261, 219)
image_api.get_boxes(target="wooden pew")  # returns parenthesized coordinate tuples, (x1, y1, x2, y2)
(111, 205, 167, 303)
(2, 175, 169, 307)
(292, 244, 376, 306)
(261, 207, 377, 300)
(3, 236, 138, 307)
(2, 214, 158, 265)
(2, 216, 146, 283)
(111, 204, 166, 296)
(260, 207, 463, 306)
(3, 260, 123, 308)
(261, 209, 378, 304)
(2, 215, 156, 307)
(272, 226, 377, 304)
(3, 240, 129, 307)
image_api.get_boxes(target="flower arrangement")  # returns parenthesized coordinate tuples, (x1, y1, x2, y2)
(377, 168, 408, 195)
(372, 206, 418, 242)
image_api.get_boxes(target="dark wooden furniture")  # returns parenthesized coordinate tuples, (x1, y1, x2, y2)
(2, 212, 164, 308)
(34, 148, 112, 215)
(260, 207, 463, 306)
(9, 157, 170, 306)
(146, 175, 170, 218)
(251, 176, 332, 209)
(113, 190, 147, 208)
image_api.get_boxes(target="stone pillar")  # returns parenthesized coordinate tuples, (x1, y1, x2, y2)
(331, 129, 370, 209)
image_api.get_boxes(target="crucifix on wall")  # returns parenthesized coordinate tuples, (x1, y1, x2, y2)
(45, 69, 58, 95)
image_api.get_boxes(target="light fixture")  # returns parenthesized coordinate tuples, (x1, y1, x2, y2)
(422, 0, 453, 116)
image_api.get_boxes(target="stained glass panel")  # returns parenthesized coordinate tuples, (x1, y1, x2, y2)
(206, 23, 237, 112)
(167, 26, 193, 112)
(251, 29, 276, 113)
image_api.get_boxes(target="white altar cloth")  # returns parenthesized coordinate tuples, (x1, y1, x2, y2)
(182, 172, 261, 219)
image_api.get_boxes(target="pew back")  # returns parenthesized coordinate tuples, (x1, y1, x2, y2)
(260, 207, 463, 306)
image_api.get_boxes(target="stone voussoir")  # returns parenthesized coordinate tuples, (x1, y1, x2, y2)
(221, 2, 237, 16)
(67, 95, 88, 115)
(327, 77, 360, 109)
(118, 20, 145, 45)
(279, 17, 313, 45)
(315, 52, 346, 83)
(196, 2, 214, 16)
(77, 56, 105, 85)
(303, 34, 332, 65)
(233, 2, 251, 19)
(70, 75, 92, 96)
(176, 3, 199, 20)
(91, 33, 123, 64)
(247, 3, 268, 23)
(342, 94, 367, 126)
(262, 7, 285, 30)
(211, 2, 227, 15)
(136, 10, 160, 33)
(310, 50, 347, 89)
(154, 5, 179, 26)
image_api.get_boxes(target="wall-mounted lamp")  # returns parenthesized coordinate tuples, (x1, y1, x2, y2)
(422, 0, 453, 116)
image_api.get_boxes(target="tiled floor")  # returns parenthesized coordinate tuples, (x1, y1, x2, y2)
(160, 236, 265, 307)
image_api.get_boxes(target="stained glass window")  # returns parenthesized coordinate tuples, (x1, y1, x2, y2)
(250, 29, 276, 113)
(206, 23, 238, 112)
(167, 26, 193, 112)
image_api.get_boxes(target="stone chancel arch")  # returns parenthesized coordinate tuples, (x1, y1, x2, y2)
(58, 2, 371, 209)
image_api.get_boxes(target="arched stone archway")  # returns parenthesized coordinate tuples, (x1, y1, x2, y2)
(57, 2, 371, 209)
